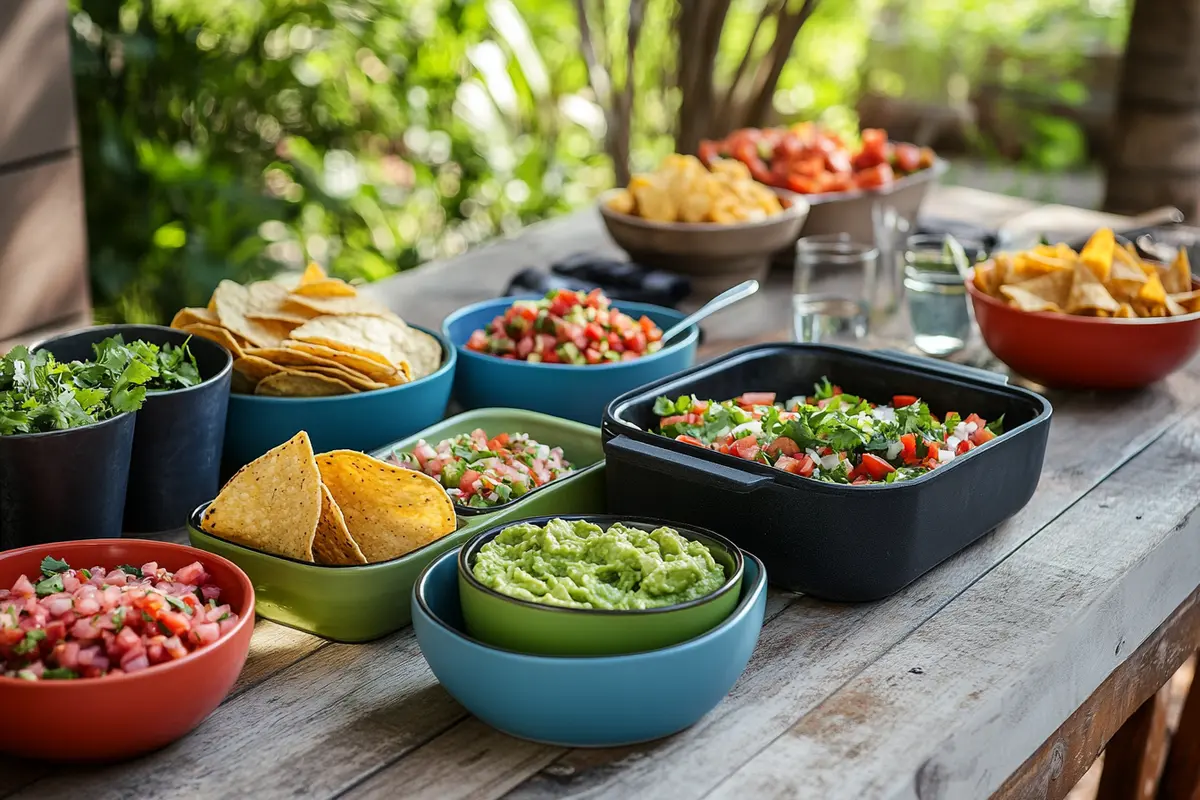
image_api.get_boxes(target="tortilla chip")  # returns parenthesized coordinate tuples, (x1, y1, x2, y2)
(1165, 248, 1193, 295)
(181, 323, 247, 359)
(254, 372, 358, 397)
(316, 450, 456, 562)
(396, 327, 443, 379)
(293, 263, 357, 298)
(1166, 295, 1188, 316)
(288, 365, 388, 391)
(233, 355, 284, 384)
(213, 280, 293, 348)
(1137, 269, 1168, 309)
(171, 307, 219, 329)
(313, 484, 367, 565)
(1000, 286, 1063, 314)
(1066, 261, 1120, 314)
(1169, 290, 1200, 314)
(972, 264, 992, 295)
(297, 263, 328, 287)
(231, 370, 257, 394)
(280, 340, 403, 383)
(1011, 253, 1073, 282)
(1079, 228, 1114, 283)
(289, 314, 415, 368)
(1114, 303, 1136, 318)
(283, 293, 390, 318)
(247, 310, 313, 326)
(200, 431, 322, 562)
(1001, 269, 1074, 310)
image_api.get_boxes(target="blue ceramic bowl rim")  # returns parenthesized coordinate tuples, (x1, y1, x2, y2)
(368, 409, 605, 518)
(416, 546, 765, 661)
(187, 501, 464, 572)
(442, 296, 698, 373)
(457, 514, 744, 616)
(32, 323, 235, 399)
(225, 323, 455, 404)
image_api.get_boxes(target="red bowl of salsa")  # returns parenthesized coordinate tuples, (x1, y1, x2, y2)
(0, 539, 255, 761)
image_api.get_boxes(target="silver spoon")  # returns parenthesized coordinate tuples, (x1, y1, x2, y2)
(660, 279, 760, 345)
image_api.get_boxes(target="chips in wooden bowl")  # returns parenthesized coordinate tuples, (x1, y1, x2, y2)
(171, 264, 443, 396)
(972, 229, 1199, 318)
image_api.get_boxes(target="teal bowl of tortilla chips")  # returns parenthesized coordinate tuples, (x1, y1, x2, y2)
(221, 323, 455, 473)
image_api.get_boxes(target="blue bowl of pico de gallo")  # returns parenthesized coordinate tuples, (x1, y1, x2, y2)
(442, 291, 699, 427)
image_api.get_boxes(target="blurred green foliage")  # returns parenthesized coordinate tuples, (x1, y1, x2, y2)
(70, 0, 1128, 324)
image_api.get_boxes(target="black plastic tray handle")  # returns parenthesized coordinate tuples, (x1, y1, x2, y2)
(605, 435, 772, 494)
(874, 348, 1008, 386)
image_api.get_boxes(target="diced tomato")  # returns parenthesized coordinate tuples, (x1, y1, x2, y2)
(584, 322, 605, 342)
(691, 400, 709, 413)
(584, 288, 606, 309)
(458, 470, 482, 495)
(855, 163, 895, 189)
(892, 142, 922, 173)
(737, 392, 777, 407)
(776, 454, 816, 477)
(964, 414, 987, 429)
(971, 427, 997, 446)
(584, 348, 602, 364)
(899, 433, 918, 465)
(852, 476, 871, 485)
(730, 435, 760, 461)
(764, 437, 800, 457)
(156, 611, 190, 637)
(466, 330, 489, 352)
(956, 439, 974, 455)
(860, 453, 896, 480)
(892, 395, 918, 408)
(675, 435, 705, 447)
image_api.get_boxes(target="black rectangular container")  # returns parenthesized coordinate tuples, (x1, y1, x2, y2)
(601, 344, 1052, 601)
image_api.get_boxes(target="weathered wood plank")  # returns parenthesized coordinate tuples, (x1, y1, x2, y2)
(994, 601, 1199, 800)
(1094, 692, 1169, 800)
(344, 719, 563, 800)
(703, 405, 1200, 800)
(0, 0, 78, 167)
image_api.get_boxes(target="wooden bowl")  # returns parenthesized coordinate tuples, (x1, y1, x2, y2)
(598, 190, 809, 292)
(966, 268, 1200, 390)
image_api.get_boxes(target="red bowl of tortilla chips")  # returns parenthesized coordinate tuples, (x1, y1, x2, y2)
(967, 267, 1200, 391)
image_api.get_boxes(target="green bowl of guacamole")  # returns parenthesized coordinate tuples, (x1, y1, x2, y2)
(457, 515, 744, 656)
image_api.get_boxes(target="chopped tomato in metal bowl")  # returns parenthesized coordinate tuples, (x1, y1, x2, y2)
(0, 557, 239, 681)
(465, 289, 663, 365)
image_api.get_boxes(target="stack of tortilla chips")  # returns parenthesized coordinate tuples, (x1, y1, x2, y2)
(170, 264, 442, 396)
(973, 228, 1200, 318)
(201, 432, 458, 565)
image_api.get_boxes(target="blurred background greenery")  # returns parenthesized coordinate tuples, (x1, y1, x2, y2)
(70, 0, 1129, 324)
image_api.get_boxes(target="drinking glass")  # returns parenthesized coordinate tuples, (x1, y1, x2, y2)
(793, 235, 880, 345)
(871, 202, 912, 316)
(903, 234, 978, 357)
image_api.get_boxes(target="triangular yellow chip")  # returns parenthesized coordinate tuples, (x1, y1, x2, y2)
(1001, 269, 1074, 310)
(1165, 248, 1193, 294)
(313, 484, 367, 565)
(201, 431, 322, 562)
(1137, 269, 1167, 308)
(1066, 261, 1119, 314)
(1079, 228, 1114, 283)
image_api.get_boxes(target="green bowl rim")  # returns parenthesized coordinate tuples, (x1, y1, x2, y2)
(457, 514, 745, 616)
(368, 409, 605, 518)
(416, 547, 765, 660)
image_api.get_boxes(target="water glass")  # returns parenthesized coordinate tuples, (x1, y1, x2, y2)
(903, 234, 976, 357)
(871, 202, 912, 316)
(793, 235, 880, 345)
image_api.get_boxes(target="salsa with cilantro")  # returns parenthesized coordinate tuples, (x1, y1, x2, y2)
(0, 335, 200, 435)
(388, 429, 574, 508)
(652, 378, 1003, 485)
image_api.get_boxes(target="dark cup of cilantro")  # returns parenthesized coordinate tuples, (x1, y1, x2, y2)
(32, 325, 233, 534)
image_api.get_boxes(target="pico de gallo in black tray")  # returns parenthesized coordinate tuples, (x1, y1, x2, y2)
(652, 378, 1003, 485)
(388, 429, 575, 509)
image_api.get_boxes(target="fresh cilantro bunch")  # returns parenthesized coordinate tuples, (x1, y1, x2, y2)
(0, 336, 201, 435)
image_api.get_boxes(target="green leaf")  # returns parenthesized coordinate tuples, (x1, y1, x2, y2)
(40, 667, 80, 680)
(34, 574, 65, 597)
(652, 396, 676, 416)
(118, 564, 143, 577)
(40, 556, 70, 577)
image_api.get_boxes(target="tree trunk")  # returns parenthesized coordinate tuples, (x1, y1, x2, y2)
(1103, 0, 1200, 220)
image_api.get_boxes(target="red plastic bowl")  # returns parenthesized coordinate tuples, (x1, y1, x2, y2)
(0, 539, 254, 761)
(966, 268, 1200, 389)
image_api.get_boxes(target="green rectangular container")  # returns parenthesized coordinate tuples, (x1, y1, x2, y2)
(187, 408, 606, 643)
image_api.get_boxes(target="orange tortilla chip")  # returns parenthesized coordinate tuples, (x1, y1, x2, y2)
(1165, 248, 1193, 295)
(1078, 227, 1114, 283)
(1137, 269, 1168, 309)
(315, 450, 456, 562)
(1066, 262, 1120, 315)
(200, 432, 322, 562)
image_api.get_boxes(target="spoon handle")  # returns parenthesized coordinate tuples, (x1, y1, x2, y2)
(660, 280, 760, 344)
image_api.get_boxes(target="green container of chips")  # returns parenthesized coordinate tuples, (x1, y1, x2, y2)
(187, 409, 606, 642)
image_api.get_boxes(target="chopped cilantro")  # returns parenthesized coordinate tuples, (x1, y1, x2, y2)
(13, 629, 46, 655)
(118, 564, 142, 577)
(40, 667, 79, 680)
(39, 556, 70, 577)
(34, 574, 64, 597)
(164, 594, 193, 615)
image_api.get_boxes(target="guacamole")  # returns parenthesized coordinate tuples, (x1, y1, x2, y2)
(471, 518, 727, 610)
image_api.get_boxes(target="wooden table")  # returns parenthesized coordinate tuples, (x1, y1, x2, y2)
(5, 186, 1200, 799)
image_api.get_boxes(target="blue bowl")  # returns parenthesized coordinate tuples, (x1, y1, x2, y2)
(412, 545, 767, 747)
(442, 297, 699, 426)
(221, 324, 455, 472)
